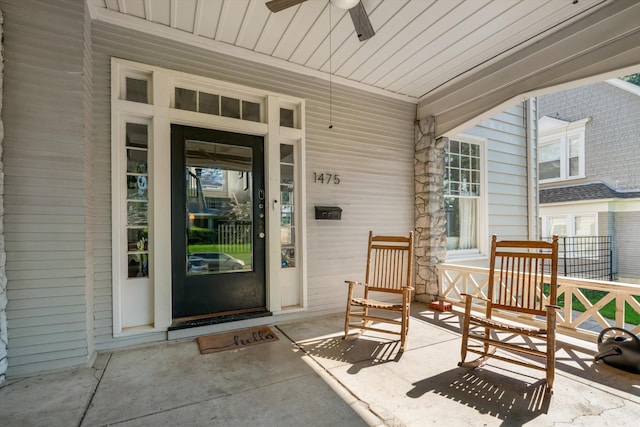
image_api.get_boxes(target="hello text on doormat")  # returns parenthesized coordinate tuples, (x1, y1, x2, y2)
(197, 326, 279, 354)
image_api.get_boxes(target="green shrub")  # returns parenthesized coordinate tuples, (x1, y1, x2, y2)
(188, 227, 217, 244)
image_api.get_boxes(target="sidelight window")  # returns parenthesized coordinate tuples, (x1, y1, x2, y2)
(280, 144, 295, 268)
(125, 122, 149, 278)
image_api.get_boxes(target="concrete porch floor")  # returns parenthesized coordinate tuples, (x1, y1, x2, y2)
(1, 302, 639, 426)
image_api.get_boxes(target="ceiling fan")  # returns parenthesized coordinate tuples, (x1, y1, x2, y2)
(266, 0, 375, 42)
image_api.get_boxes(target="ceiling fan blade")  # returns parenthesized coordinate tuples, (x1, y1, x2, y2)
(349, 1, 375, 42)
(266, 0, 307, 13)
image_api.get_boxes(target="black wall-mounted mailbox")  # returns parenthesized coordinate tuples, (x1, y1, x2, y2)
(315, 206, 342, 220)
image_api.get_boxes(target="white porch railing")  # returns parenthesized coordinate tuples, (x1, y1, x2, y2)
(437, 263, 640, 342)
(218, 223, 251, 252)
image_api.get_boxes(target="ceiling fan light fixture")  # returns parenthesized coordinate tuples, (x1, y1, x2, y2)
(330, 0, 359, 10)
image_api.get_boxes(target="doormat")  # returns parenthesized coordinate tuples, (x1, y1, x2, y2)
(197, 326, 279, 354)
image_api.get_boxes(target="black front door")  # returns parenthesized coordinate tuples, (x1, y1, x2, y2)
(171, 125, 266, 320)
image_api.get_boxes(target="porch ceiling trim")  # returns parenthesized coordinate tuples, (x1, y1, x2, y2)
(424, 0, 640, 136)
(90, 6, 416, 104)
(87, 1, 640, 137)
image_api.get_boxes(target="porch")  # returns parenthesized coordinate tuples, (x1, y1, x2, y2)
(1, 301, 638, 426)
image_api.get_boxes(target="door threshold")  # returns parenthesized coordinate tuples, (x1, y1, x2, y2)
(169, 309, 272, 331)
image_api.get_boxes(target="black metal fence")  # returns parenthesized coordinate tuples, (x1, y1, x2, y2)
(546, 236, 616, 281)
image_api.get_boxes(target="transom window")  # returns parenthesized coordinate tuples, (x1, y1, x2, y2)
(444, 138, 482, 252)
(174, 87, 264, 122)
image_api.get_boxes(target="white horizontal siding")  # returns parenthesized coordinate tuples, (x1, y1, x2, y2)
(615, 212, 640, 279)
(463, 102, 531, 242)
(2, 0, 92, 376)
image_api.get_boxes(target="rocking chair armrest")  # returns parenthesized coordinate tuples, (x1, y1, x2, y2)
(345, 280, 365, 287)
(402, 286, 415, 291)
(545, 304, 562, 310)
(460, 293, 490, 303)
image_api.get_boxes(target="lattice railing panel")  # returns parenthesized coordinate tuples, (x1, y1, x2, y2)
(437, 263, 640, 340)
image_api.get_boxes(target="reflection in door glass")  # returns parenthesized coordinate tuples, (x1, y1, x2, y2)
(125, 122, 149, 278)
(185, 140, 253, 275)
(280, 144, 295, 268)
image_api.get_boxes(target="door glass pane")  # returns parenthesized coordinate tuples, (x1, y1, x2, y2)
(126, 123, 148, 148)
(127, 202, 148, 225)
(127, 176, 148, 200)
(185, 140, 252, 275)
(127, 149, 147, 173)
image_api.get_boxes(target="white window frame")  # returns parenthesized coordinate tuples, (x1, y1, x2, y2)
(542, 213, 598, 258)
(542, 213, 597, 237)
(538, 116, 589, 183)
(444, 134, 488, 258)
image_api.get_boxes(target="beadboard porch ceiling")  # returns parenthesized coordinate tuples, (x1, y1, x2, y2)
(87, 0, 640, 135)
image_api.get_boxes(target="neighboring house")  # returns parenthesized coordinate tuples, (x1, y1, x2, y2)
(538, 78, 640, 282)
(0, 0, 638, 383)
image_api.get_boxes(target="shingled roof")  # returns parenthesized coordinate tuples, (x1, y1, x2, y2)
(540, 182, 640, 204)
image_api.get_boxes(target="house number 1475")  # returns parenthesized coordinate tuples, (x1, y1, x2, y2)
(313, 172, 340, 185)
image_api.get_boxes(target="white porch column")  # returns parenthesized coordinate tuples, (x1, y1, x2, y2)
(414, 117, 447, 302)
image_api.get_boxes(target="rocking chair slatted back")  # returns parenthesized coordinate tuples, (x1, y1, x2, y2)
(490, 239, 558, 316)
(367, 236, 412, 293)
